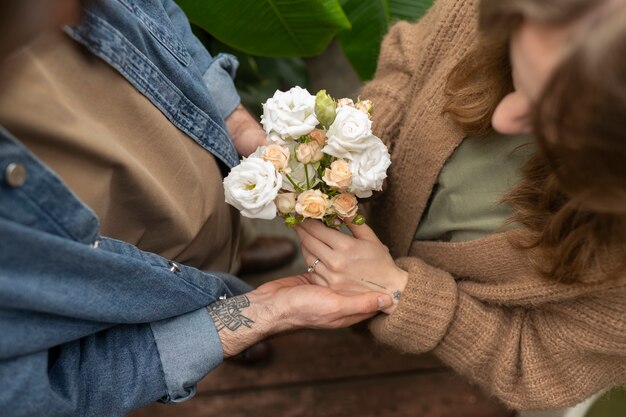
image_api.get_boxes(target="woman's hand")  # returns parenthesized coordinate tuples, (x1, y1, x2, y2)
(294, 220, 408, 314)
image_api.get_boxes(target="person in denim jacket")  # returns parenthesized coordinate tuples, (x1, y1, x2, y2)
(0, 1, 394, 416)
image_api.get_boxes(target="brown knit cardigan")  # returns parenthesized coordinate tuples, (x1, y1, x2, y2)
(361, 0, 626, 410)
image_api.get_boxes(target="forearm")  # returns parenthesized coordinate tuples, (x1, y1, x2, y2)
(0, 324, 166, 417)
(225, 104, 268, 157)
(369, 256, 626, 410)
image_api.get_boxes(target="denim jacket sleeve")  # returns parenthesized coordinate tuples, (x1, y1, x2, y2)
(160, 0, 241, 119)
(0, 218, 250, 416)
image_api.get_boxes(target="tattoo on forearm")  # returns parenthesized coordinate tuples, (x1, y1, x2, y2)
(207, 295, 254, 332)
(393, 290, 402, 301)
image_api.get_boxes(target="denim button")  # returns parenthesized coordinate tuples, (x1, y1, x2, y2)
(168, 261, 181, 273)
(4, 163, 26, 187)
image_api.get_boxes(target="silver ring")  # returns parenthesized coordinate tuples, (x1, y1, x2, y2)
(307, 258, 321, 273)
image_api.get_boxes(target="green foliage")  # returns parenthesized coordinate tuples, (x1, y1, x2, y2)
(177, 0, 351, 57)
(178, 0, 433, 82)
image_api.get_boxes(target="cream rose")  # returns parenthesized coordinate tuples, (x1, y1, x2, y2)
(260, 86, 319, 145)
(336, 98, 355, 108)
(322, 159, 352, 190)
(349, 139, 391, 198)
(275, 193, 297, 215)
(296, 142, 323, 164)
(295, 190, 330, 219)
(309, 129, 328, 147)
(262, 144, 291, 173)
(223, 157, 282, 219)
(355, 99, 373, 117)
(323, 106, 373, 159)
(331, 193, 358, 219)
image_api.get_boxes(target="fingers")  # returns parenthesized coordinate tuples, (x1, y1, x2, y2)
(294, 225, 334, 266)
(297, 219, 353, 250)
(346, 222, 380, 242)
(335, 291, 392, 316)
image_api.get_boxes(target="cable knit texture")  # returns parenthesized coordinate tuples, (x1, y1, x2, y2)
(363, 0, 626, 411)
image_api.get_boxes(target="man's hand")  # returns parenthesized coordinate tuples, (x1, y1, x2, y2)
(225, 104, 269, 157)
(207, 275, 392, 358)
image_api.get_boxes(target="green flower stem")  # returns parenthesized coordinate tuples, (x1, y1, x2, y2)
(304, 164, 310, 189)
(285, 174, 302, 192)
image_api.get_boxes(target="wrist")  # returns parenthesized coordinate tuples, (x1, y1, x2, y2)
(207, 292, 278, 358)
(383, 267, 408, 315)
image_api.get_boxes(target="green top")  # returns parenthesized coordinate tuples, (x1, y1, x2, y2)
(415, 134, 534, 242)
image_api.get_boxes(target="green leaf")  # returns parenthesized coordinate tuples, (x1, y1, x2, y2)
(389, 0, 434, 22)
(177, 0, 351, 57)
(336, 0, 391, 81)
(337, 0, 434, 80)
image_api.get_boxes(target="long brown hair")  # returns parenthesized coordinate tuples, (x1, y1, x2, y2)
(444, 0, 626, 283)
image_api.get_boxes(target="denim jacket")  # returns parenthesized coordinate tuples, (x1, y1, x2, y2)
(0, 1, 250, 416)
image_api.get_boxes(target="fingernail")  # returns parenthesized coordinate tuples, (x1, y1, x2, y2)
(378, 296, 391, 309)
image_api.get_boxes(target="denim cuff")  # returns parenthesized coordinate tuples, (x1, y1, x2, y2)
(203, 53, 241, 120)
(150, 307, 223, 403)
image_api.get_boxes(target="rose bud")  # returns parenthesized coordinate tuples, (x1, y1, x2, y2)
(309, 129, 328, 147)
(275, 193, 297, 215)
(314, 89, 336, 129)
(296, 142, 324, 164)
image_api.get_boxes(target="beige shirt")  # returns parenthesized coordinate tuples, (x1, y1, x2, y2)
(0, 32, 238, 271)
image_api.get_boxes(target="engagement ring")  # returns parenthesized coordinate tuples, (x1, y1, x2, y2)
(307, 258, 321, 273)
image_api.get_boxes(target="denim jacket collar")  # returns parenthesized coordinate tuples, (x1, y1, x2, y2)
(65, 0, 240, 169)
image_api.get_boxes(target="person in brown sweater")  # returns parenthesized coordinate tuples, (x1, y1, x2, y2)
(294, 0, 626, 411)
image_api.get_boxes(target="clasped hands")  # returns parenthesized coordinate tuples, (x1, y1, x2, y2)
(218, 107, 406, 357)
(294, 219, 408, 315)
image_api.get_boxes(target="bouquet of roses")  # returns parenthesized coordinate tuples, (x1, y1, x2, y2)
(223, 86, 391, 228)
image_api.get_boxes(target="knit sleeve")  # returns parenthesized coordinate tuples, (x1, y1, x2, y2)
(369, 256, 626, 411)
(360, 21, 418, 147)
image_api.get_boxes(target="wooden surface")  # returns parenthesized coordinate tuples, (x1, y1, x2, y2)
(130, 328, 514, 417)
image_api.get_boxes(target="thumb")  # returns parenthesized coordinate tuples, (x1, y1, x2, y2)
(346, 222, 380, 242)
(341, 291, 393, 316)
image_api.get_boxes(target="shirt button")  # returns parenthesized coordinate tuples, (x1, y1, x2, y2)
(4, 163, 27, 188)
(168, 261, 181, 273)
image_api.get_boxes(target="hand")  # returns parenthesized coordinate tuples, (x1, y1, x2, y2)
(225, 104, 270, 157)
(294, 220, 408, 314)
(208, 275, 392, 357)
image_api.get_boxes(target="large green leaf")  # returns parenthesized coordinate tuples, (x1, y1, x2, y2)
(176, 0, 351, 57)
(336, 0, 391, 81)
(389, 0, 433, 22)
(337, 0, 434, 81)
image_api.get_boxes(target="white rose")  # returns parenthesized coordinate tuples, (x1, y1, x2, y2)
(323, 106, 373, 159)
(260, 87, 319, 145)
(349, 138, 391, 198)
(223, 157, 282, 219)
